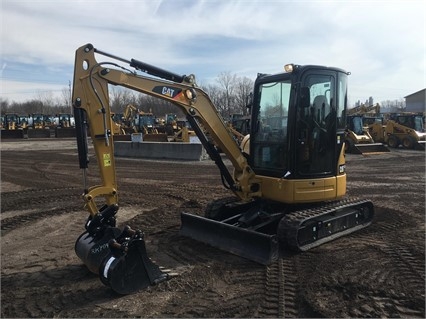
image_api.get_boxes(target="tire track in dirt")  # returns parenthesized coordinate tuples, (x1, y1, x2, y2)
(1, 268, 129, 318)
(281, 258, 299, 318)
(257, 260, 282, 317)
(293, 206, 425, 318)
(121, 205, 273, 318)
(1, 187, 83, 236)
(1, 207, 77, 235)
(1, 145, 424, 318)
(1, 187, 82, 213)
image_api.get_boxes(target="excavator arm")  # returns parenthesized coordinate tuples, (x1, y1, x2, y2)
(72, 43, 261, 294)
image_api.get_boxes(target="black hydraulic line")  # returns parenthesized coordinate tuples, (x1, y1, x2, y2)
(92, 45, 185, 83)
(185, 115, 236, 191)
(130, 58, 186, 83)
(94, 46, 132, 65)
(73, 106, 89, 170)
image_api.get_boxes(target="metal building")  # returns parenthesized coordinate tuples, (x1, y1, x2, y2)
(404, 89, 425, 113)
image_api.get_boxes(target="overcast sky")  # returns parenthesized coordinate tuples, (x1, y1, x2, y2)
(1, 0, 425, 106)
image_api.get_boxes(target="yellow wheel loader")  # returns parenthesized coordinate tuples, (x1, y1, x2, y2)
(72, 44, 374, 294)
(27, 114, 52, 138)
(0, 113, 25, 139)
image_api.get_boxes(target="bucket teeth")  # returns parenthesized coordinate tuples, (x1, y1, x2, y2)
(159, 266, 179, 278)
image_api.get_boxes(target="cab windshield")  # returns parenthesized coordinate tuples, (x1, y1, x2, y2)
(414, 116, 424, 132)
(351, 116, 364, 135)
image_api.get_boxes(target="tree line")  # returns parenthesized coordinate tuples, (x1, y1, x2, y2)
(1, 72, 254, 122)
(354, 96, 406, 113)
(1, 72, 408, 120)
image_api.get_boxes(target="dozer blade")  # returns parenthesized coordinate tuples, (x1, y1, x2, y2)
(27, 128, 51, 138)
(415, 141, 426, 150)
(0, 129, 24, 139)
(180, 212, 279, 265)
(55, 127, 76, 138)
(351, 143, 390, 154)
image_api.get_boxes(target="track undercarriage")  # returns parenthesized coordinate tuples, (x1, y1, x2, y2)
(180, 197, 374, 264)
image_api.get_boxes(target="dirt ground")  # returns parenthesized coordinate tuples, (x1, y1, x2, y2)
(1, 138, 425, 318)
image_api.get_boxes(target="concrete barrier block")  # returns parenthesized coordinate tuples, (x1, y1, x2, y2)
(114, 141, 209, 161)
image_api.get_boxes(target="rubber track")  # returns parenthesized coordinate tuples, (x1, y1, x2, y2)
(279, 197, 373, 251)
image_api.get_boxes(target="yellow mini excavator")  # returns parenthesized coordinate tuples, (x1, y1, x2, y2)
(72, 44, 374, 294)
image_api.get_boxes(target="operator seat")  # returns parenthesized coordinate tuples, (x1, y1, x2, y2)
(312, 95, 329, 121)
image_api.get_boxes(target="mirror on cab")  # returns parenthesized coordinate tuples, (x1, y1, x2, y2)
(300, 87, 310, 108)
(246, 92, 253, 109)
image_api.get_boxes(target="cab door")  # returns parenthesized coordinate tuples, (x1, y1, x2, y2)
(294, 72, 337, 177)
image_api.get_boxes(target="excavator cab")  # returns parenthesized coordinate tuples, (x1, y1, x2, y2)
(250, 69, 342, 179)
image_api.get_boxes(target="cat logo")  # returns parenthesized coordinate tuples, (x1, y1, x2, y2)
(153, 86, 182, 99)
(162, 87, 175, 97)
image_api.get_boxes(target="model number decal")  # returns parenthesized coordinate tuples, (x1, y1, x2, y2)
(153, 86, 182, 98)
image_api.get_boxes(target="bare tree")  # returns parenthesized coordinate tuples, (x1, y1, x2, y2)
(60, 82, 72, 113)
(1, 72, 256, 121)
(1, 98, 10, 113)
(35, 91, 56, 114)
(21, 99, 44, 114)
(110, 87, 124, 112)
(234, 76, 254, 115)
(202, 84, 224, 114)
(380, 98, 406, 113)
(216, 71, 237, 120)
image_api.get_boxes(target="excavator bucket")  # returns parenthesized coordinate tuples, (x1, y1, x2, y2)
(350, 143, 390, 154)
(75, 227, 122, 274)
(99, 228, 169, 294)
(180, 212, 279, 265)
(75, 224, 168, 294)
